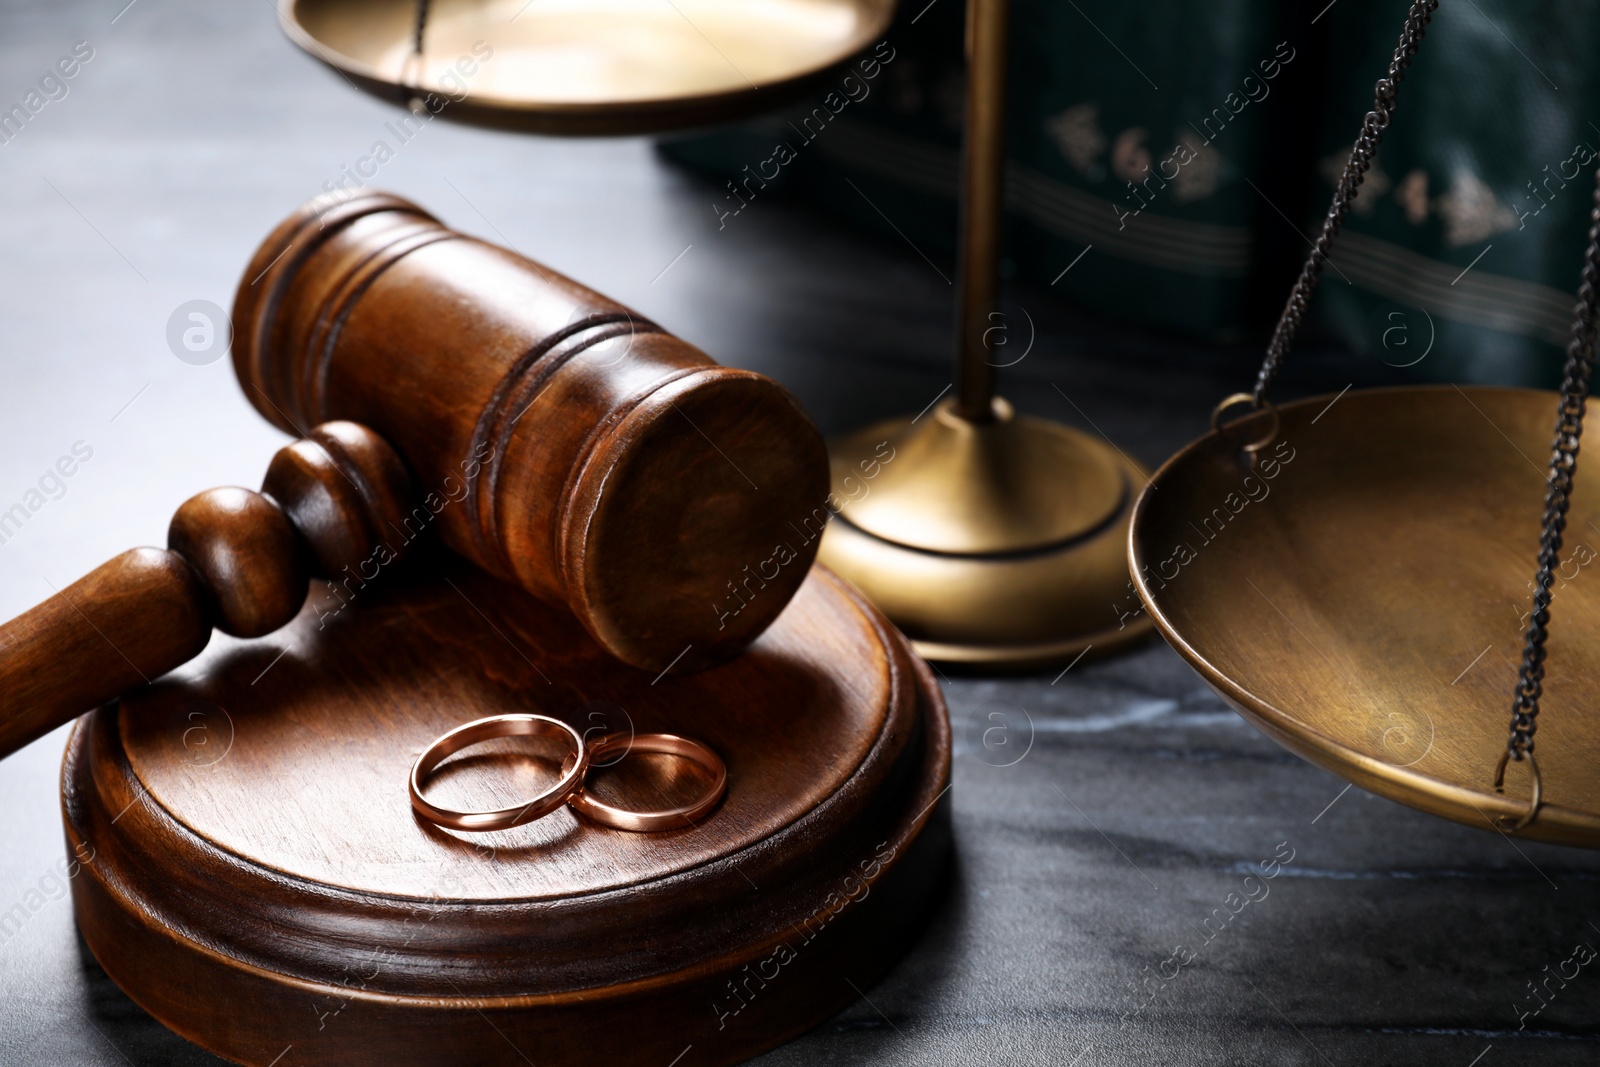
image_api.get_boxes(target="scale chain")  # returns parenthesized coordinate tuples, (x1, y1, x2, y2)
(1249, 0, 1439, 407)
(413, 0, 431, 57)
(1506, 167, 1600, 770)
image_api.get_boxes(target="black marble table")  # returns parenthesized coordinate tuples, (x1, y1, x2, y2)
(0, 1, 1595, 1064)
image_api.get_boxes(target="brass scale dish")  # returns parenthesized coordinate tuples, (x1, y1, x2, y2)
(280, 0, 896, 133)
(1133, 0, 1600, 849)
(282, 0, 1597, 844)
(1134, 386, 1600, 847)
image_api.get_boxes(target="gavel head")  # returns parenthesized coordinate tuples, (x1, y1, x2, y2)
(231, 191, 829, 674)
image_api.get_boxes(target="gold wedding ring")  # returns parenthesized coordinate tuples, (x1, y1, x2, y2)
(411, 718, 728, 835)
(565, 733, 728, 832)
(410, 714, 589, 832)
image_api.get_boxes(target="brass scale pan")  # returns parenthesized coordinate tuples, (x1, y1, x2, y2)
(279, 0, 896, 134)
(1133, 0, 1600, 849)
(1130, 387, 1600, 848)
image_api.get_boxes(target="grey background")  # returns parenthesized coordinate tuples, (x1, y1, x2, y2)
(0, 1, 1596, 1064)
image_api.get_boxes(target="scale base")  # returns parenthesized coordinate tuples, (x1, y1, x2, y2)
(818, 398, 1152, 670)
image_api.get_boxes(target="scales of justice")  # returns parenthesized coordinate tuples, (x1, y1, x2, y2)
(0, 0, 1595, 1063)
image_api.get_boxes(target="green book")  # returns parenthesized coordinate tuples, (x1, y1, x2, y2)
(1307, 0, 1597, 386)
(661, 0, 1300, 342)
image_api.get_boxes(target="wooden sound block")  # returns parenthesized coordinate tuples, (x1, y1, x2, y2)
(61, 558, 950, 1067)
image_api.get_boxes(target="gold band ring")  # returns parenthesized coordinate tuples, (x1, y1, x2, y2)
(565, 733, 728, 832)
(410, 714, 589, 832)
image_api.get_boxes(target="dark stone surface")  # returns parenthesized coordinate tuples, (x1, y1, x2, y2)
(0, 1, 1596, 1064)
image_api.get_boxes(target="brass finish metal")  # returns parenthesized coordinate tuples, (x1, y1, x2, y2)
(842, 399, 1125, 554)
(953, 0, 1007, 421)
(819, 399, 1153, 669)
(1129, 385, 1600, 847)
(280, 0, 896, 135)
(1211, 392, 1279, 457)
(817, 0, 1148, 667)
(1493, 749, 1542, 833)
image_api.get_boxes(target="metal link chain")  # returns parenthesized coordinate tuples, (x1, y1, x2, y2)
(412, 0, 431, 58)
(1504, 169, 1600, 774)
(397, 0, 432, 97)
(1249, 0, 1439, 406)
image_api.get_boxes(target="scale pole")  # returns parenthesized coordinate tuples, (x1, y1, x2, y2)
(953, 0, 1010, 422)
(819, 0, 1151, 668)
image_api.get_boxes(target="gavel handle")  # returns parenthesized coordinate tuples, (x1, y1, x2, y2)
(0, 550, 209, 758)
(0, 422, 413, 761)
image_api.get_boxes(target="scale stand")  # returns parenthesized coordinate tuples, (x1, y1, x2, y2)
(816, 0, 1151, 669)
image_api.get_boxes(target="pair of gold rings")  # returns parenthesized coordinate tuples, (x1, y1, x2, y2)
(409, 714, 727, 834)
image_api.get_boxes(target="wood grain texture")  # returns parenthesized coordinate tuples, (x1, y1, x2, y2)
(262, 421, 415, 577)
(63, 559, 950, 1066)
(0, 423, 417, 761)
(232, 191, 831, 673)
(0, 549, 210, 758)
(168, 488, 307, 638)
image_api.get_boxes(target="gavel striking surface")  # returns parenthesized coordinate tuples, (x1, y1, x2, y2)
(63, 558, 950, 1067)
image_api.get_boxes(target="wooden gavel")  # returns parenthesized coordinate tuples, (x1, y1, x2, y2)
(0, 191, 828, 759)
